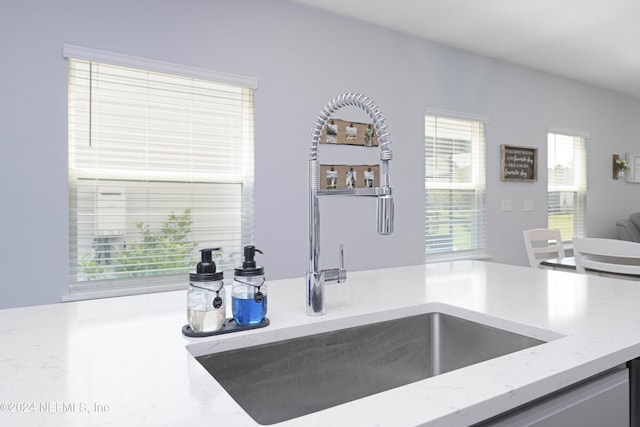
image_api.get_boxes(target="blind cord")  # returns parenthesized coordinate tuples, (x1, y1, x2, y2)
(89, 62, 92, 148)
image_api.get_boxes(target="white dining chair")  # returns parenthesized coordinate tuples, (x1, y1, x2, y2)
(522, 228, 565, 268)
(573, 238, 640, 276)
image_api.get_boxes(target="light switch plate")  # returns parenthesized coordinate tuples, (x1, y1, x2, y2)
(501, 200, 512, 212)
(523, 200, 534, 211)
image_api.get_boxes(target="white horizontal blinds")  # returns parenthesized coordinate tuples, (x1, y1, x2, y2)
(425, 115, 486, 256)
(68, 58, 255, 290)
(547, 132, 587, 242)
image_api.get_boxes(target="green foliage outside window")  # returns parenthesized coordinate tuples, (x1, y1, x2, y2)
(81, 209, 197, 280)
(112, 209, 196, 277)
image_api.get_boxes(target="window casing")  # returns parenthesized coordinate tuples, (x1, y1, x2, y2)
(547, 132, 587, 242)
(65, 46, 257, 299)
(425, 114, 487, 260)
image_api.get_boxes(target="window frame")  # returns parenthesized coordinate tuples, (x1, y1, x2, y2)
(63, 45, 258, 301)
(424, 110, 488, 262)
(547, 130, 588, 243)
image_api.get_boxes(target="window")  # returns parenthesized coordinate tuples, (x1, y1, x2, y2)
(425, 113, 487, 259)
(547, 131, 587, 242)
(65, 45, 257, 299)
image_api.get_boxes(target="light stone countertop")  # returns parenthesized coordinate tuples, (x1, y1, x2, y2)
(2, 260, 640, 426)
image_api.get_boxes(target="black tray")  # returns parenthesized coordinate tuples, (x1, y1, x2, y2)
(182, 317, 270, 337)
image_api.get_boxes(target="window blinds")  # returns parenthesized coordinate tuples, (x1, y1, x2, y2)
(67, 54, 255, 296)
(425, 115, 487, 257)
(547, 132, 587, 242)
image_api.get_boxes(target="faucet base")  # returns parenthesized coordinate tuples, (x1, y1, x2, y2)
(305, 271, 325, 316)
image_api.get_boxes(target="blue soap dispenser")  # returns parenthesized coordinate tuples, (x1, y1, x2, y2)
(232, 245, 267, 325)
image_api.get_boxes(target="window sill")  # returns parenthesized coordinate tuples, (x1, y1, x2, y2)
(61, 281, 187, 302)
(426, 252, 493, 264)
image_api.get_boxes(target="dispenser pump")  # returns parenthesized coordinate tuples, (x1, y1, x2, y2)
(235, 245, 264, 276)
(191, 247, 223, 281)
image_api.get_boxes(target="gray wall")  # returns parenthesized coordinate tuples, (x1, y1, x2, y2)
(2, 0, 640, 309)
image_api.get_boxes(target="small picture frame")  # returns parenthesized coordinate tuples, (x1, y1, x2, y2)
(364, 125, 374, 147)
(500, 144, 537, 182)
(326, 120, 338, 144)
(346, 168, 356, 188)
(625, 153, 640, 183)
(364, 167, 374, 188)
(326, 167, 338, 189)
(345, 124, 358, 141)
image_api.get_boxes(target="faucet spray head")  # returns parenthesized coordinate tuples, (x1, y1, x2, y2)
(376, 194, 394, 235)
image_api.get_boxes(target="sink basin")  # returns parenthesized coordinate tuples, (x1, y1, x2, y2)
(196, 311, 546, 425)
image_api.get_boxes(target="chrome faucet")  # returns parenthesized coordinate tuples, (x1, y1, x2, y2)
(306, 93, 394, 316)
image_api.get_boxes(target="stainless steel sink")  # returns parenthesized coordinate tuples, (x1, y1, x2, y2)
(196, 312, 546, 425)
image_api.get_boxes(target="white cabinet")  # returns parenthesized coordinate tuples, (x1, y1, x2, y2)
(481, 366, 629, 427)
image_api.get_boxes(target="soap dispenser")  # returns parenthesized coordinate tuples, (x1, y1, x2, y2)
(232, 245, 266, 325)
(187, 247, 225, 333)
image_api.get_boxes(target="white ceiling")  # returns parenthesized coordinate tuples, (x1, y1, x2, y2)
(290, 0, 640, 99)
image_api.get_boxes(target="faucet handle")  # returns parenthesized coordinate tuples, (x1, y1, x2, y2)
(337, 244, 347, 283)
(322, 244, 347, 284)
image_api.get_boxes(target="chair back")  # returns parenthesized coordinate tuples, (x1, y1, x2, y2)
(522, 228, 565, 268)
(573, 238, 640, 275)
(616, 219, 640, 242)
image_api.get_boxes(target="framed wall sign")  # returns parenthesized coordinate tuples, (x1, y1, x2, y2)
(500, 144, 537, 182)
